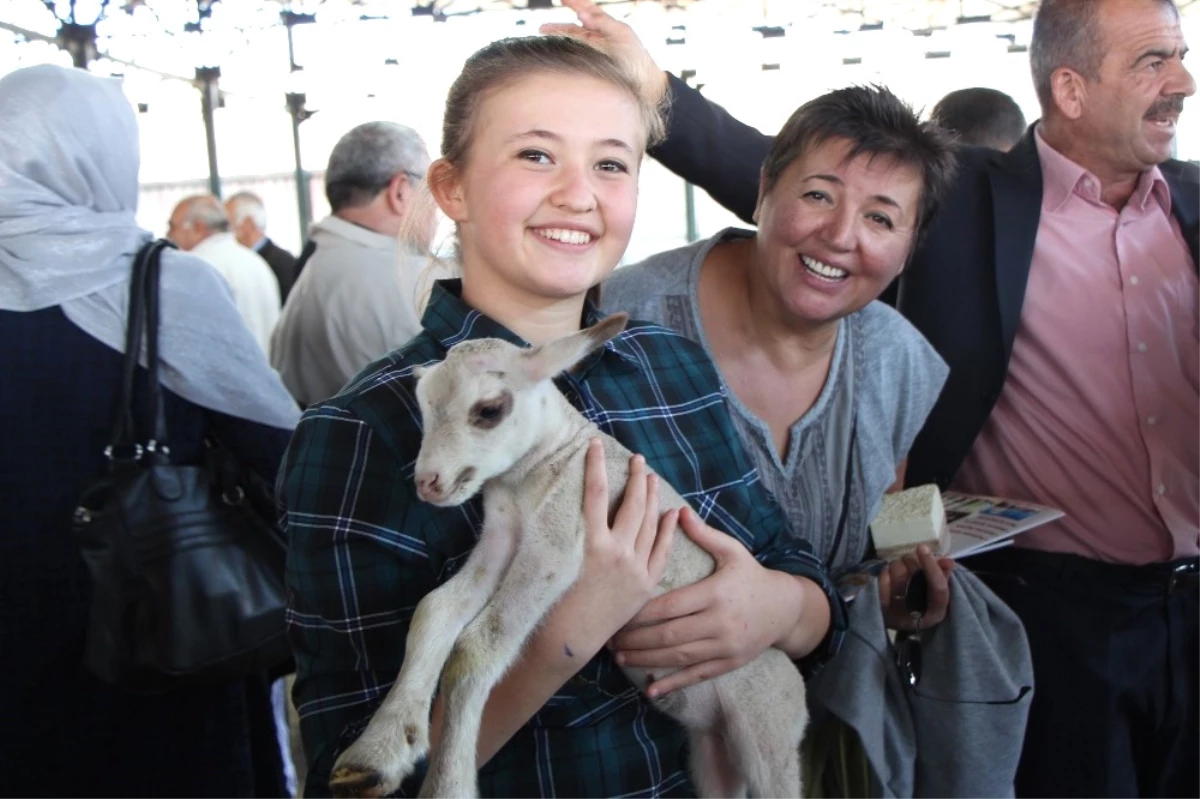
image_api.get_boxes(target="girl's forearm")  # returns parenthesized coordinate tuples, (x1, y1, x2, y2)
(772, 573, 832, 659)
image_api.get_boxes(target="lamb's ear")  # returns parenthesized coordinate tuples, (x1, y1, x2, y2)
(519, 313, 628, 383)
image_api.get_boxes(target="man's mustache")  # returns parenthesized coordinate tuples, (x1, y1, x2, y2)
(1145, 95, 1185, 119)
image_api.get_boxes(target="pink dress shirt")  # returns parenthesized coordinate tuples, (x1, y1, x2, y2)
(953, 128, 1199, 565)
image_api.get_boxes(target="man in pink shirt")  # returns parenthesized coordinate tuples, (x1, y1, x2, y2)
(592, 0, 1197, 794)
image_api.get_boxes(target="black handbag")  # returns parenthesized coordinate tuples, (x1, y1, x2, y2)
(71, 238, 292, 694)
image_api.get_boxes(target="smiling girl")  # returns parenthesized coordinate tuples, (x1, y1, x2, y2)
(278, 36, 843, 798)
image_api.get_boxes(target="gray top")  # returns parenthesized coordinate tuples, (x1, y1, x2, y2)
(603, 229, 949, 572)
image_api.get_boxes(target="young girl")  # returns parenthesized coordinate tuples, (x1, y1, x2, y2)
(279, 36, 843, 798)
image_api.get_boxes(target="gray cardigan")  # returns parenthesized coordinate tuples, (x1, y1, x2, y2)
(815, 569, 1033, 797)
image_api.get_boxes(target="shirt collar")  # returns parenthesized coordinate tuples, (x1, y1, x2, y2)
(420, 279, 640, 376)
(1035, 125, 1173, 216)
(252, 236, 268, 252)
(314, 214, 396, 252)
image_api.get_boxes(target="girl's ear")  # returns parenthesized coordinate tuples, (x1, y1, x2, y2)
(428, 158, 467, 223)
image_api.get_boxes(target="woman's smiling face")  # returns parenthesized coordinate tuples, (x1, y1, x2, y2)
(752, 136, 922, 330)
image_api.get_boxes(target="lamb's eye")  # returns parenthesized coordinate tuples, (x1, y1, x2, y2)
(470, 392, 513, 429)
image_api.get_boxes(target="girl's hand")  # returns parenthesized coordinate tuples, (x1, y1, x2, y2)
(610, 507, 804, 697)
(878, 545, 954, 631)
(570, 439, 677, 636)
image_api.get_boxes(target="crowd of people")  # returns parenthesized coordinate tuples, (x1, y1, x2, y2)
(0, 0, 1195, 797)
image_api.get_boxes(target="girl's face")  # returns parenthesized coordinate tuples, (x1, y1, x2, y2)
(435, 71, 644, 307)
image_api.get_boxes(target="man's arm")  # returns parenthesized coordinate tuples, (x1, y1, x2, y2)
(650, 73, 773, 225)
(543, 0, 773, 224)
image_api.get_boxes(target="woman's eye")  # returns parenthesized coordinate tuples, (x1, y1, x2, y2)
(519, 149, 551, 164)
(596, 159, 629, 174)
(867, 213, 895, 230)
(803, 190, 830, 203)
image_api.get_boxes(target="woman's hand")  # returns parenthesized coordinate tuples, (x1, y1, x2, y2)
(610, 507, 810, 697)
(540, 0, 670, 106)
(878, 545, 954, 631)
(570, 439, 677, 637)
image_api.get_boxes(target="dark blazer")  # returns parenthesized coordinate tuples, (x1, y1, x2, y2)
(258, 237, 298, 302)
(650, 73, 1200, 489)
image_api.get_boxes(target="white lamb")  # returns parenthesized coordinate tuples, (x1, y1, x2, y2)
(328, 314, 808, 799)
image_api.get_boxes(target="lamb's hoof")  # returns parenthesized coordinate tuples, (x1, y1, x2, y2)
(329, 765, 392, 799)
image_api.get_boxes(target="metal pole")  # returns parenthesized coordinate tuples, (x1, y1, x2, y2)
(196, 67, 222, 197)
(287, 92, 314, 240)
(58, 22, 97, 69)
(282, 11, 317, 240)
(680, 70, 700, 243)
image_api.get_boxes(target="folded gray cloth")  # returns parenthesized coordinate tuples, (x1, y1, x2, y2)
(809, 567, 1033, 797)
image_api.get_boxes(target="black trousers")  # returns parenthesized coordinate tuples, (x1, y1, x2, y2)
(970, 547, 1199, 798)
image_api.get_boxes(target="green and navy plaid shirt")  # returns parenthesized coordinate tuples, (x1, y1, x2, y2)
(280, 280, 846, 798)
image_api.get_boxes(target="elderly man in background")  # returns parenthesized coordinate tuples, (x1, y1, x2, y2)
(225, 190, 298, 302)
(930, 87, 1028, 151)
(547, 0, 1198, 796)
(270, 121, 447, 407)
(167, 194, 281, 354)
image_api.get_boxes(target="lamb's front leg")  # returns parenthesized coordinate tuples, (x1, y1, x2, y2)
(330, 501, 519, 799)
(418, 529, 584, 799)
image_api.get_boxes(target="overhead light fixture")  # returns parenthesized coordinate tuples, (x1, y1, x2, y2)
(762, 63, 780, 71)
(754, 25, 786, 38)
(925, 50, 951, 59)
(956, 14, 992, 24)
(859, 22, 883, 32)
(528, 0, 554, 9)
(843, 57, 862, 65)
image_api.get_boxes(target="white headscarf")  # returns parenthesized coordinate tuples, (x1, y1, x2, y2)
(0, 65, 299, 431)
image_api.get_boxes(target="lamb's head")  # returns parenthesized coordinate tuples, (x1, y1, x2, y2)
(411, 313, 628, 506)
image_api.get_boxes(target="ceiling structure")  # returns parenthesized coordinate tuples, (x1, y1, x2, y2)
(6, 0, 1197, 77)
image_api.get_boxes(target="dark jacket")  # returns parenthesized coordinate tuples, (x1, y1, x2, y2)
(258, 237, 298, 302)
(649, 73, 1200, 490)
(0, 306, 293, 797)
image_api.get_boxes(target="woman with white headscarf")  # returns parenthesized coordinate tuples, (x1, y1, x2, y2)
(0, 64, 300, 796)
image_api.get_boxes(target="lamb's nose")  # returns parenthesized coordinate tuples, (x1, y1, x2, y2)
(415, 472, 442, 501)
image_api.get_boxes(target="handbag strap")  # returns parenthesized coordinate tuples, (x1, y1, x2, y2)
(143, 239, 174, 461)
(105, 239, 176, 465)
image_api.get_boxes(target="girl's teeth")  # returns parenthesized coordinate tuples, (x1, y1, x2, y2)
(801, 255, 847, 279)
(535, 228, 592, 245)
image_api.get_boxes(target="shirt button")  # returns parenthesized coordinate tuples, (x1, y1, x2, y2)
(1147, 416, 1157, 426)
(1130, 276, 1140, 285)
(1137, 342, 1148, 352)
(1157, 484, 1167, 495)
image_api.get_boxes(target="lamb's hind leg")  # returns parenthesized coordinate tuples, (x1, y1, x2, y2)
(419, 532, 583, 799)
(719, 655, 807, 798)
(329, 509, 519, 799)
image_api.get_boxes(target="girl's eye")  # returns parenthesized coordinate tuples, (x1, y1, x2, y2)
(803, 190, 831, 203)
(519, 149, 551, 164)
(596, 159, 629, 174)
(867, 212, 895, 230)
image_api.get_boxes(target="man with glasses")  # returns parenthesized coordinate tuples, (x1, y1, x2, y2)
(271, 121, 448, 406)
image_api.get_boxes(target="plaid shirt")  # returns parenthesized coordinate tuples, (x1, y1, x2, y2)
(280, 280, 846, 798)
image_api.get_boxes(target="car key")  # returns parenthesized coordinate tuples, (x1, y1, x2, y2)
(896, 568, 929, 687)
